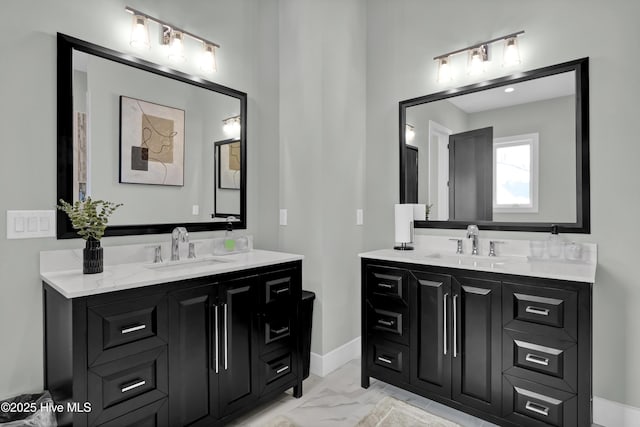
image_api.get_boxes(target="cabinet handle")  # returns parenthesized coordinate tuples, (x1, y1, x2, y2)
(443, 293, 448, 356)
(525, 306, 550, 316)
(224, 303, 228, 371)
(377, 356, 393, 364)
(214, 304, 219, 374)
(377, 283, 393, 289)
(274, 287, 289, 295)
(276, 365, 289, 374)
(271, 326, 289, 335)
(453, 294, 458, 358)
(525, 401, 550, 416)
(525, 353, 550, 366)
(121, 324, 146, 334)
(377, 319, 394, 327)
(121, 380, 146, 393)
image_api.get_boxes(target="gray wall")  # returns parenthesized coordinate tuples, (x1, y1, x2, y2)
(0, 0, 280, 399)
(365, 0, 640, 407)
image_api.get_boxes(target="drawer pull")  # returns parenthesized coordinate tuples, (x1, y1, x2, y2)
(271, 326, 289, 335)
(377, 283, 393, 289)
(525, 401, 550, 416)
(377, 319, 394, 327)
(525, 353, 550, 366)
(276, 365, 289, 374)
(525, 306, 550, 316)
(377, 356, 393, 364)
(121, 380, 146, 393)
(121, 324, 146, 334)
(274, 288, 289, 295)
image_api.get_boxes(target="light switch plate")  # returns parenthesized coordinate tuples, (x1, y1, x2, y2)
(356, 209, 364, 225)
(279, 209, 288, 226)
(192, 205, 199, 215)
(7, 210, 56, 239)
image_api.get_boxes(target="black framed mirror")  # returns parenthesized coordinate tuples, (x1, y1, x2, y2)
(399, 57, 589, 233)
(57, 33, 247, 238)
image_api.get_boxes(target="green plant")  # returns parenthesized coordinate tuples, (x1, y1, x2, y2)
(57, 197, 123, 241)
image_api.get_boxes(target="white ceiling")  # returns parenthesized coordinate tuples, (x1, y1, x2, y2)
(447, 71, 575, 113)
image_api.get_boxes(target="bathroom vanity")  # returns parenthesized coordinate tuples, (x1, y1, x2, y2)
(360, 239, 595, 427)
(41, 246, 304, 427)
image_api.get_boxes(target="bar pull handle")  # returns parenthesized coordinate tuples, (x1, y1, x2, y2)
(276, 365, 289, 374)
(224, 303, 228, 370)
(274, 287, 289, 294)
(443, 293, 448, 355)
(271, 326, 289, 335)
(526, 306, 550, 316)
(525, 401, 550, 416)
(214, 304, 219, 374)
(377, 283, 393, 289)
(525, 353, 550, 366)
(121, 324, 146, 334)
(121, 380, 146, 393)
(377, 319, 394, 327)
(453, 294, 458, 358)
(377, 356, 393, 364)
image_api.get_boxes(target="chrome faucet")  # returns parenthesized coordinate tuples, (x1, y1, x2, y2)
(171, 227, 189, 261)
(466, 225, 480, 255)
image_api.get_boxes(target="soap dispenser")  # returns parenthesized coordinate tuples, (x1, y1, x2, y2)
(547, 224, 563, 258)
(224, 220, 236, 252)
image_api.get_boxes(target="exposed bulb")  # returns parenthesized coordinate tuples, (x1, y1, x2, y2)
(469, 49, 483, 75)
(130, 15, 150, 49)
(168, 30, 185, 62)
(503, 37, 521, 66)
(437, 57, 452, 83)
(200, 43, 217, 74)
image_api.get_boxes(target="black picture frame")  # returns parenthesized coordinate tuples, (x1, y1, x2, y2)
(215, 139, 241, 190)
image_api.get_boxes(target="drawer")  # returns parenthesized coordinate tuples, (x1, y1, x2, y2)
(503, 375, 577, 427)
(366, 304, 408, 346)
(262, 268, 298, 305)
(260, 311, 294, 355)
(260, 349, 298, 395)
(367, 339, 409, 383)
(366, 265, 409, 305)
(88, 346, 168, 426)
(503, 282, 578, 340)
(503, 329, 577, 393)
(88, 293, 167, 366)
(96, 398, 168, 427)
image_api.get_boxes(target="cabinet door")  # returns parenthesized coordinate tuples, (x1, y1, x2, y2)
(410, 271, 452, 397)
(452, 276, 502, 416)
(217, 275, 260, 416)
(168, 285, 218, 427)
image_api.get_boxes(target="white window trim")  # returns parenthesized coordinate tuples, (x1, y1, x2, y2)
(493, 133, 539, 213)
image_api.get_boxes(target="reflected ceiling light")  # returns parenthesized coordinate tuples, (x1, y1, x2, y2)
(504, 87, 515, 93)
(437, 57, 452, 83)
(129, 14, 150, 49)
(200, 42, 217, 74)
(433, 30, 524, 81)
(503, 36, 521, 66)
(223, 115, 241, 137)
(405, 124, 416, 142)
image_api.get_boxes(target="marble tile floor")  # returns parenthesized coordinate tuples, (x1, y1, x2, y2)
(229, 359, 498, 427)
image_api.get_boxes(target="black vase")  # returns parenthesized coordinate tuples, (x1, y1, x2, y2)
(83, 239, 103, 274)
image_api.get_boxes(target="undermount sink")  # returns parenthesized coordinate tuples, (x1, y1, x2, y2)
(145, 256, 233, 272)
(425, 253, 527, 268)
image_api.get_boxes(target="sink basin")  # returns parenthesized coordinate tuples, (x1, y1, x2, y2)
(425, 253, 527, 269)
(145, 256, 233, 272)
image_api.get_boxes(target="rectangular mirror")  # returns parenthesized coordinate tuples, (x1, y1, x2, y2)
(58, 33, 247, 238)
(399, 58, 589, 233)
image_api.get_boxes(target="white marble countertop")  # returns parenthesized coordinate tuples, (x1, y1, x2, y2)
(359, 236, 597, 283)
(41, 247, 304, 299)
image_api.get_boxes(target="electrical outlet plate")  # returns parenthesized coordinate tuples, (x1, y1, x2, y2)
(7, 210, 56, 239)
(279, 209, 288, 226)
(356, 209, 364, 225)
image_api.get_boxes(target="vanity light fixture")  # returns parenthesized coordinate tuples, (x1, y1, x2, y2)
(223, 115, 241, 137)
(125, 6, 220, 73)
(405, 124, 416, 142)
(433, 30, 524, 81)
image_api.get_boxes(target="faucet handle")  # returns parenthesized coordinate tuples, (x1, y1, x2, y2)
(188, 242, 196, 259)
(488, 240, 505, 257)
(449, 238, 464, 254)
(153, 245, 163, 263)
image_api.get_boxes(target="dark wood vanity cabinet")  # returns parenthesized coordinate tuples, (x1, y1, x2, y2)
(362, 259, 592, 427)
(43, 261, 303, 427)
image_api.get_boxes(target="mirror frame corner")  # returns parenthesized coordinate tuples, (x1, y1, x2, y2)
(399, 57, 590, 233)
(56, 33, 247, 239)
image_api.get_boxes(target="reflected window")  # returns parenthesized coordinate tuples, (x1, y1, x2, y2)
(493, 133, 539, 213)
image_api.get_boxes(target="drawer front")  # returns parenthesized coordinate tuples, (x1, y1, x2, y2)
(367, 339, 409, 383)
(263, 268, 298, 305)
(366, 305, 408, 346)
(503, 282, 578, 340)
(96, 398, 168, 427)
(260, 349, 298, 395)
(259, 303, 295, 355)
(366, 265, 408, 305)
(88, 294, 167, 366)
(88, 346, 168, 426)
(503, 375, 577, 427)
(503, 330, 577, 392)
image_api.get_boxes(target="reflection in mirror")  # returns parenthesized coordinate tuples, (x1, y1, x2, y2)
(214, 138, 241, 217)
(400, 58, 589, 233)
(58, 33, 247, 238)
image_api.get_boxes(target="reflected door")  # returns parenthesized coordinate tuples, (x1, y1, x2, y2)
(404, 145, 418, 204)
(448, 127, 493, 221)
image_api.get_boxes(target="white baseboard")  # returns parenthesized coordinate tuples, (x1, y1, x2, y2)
(594, 396, 640, 426)
(309, 336, 361, 377)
